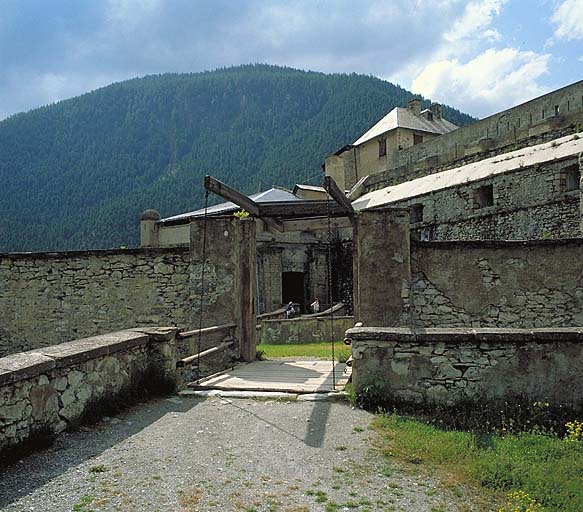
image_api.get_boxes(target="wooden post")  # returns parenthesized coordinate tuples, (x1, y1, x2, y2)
(234, 218, 257, 361)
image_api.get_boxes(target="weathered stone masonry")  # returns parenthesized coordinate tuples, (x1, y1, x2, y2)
(0, 328, 179, 454)
(0, 248, 194, 356)
(407, 239, 583, 328)
(349, 327, 583, 408)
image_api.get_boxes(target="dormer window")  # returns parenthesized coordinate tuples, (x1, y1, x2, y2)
(427, 112, 434, 121)
(378, 138, 387, 158)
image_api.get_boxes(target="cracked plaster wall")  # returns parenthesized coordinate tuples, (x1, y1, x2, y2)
(407, 240, 583, 328)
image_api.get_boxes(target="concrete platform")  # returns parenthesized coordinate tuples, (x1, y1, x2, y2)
(189, 359, 351, 393)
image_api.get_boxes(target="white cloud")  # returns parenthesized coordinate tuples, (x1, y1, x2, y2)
(412, 48, 550, 117)
(551, 0, 583, 41)
(445, 0, 508, 42)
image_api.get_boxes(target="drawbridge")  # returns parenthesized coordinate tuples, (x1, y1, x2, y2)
(181, 175, 355, 395)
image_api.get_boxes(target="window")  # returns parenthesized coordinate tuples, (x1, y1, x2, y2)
(427, 112, 434, 121)
(475, 185, 494, 208)
(564, 165, 580, 192)
(554, 105, 560, 115)
(413, 133, 423, 145)
(410, 203, 424, 224)
(378, 138, 387, 157)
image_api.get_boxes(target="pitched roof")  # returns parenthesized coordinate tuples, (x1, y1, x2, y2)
(159, 187, 299, 224)
(351, 133, 583, 210)
(353, 107, 458, 146)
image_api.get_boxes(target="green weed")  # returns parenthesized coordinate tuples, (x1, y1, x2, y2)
(373, 414, 583, 511)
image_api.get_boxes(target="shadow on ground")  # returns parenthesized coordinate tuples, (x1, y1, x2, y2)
(0, 396, 201, 508)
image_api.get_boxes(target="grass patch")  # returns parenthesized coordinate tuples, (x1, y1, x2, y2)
(256, 342, 350, 361)
(72, 495, 94, 511)
(373, 414, 583, 511)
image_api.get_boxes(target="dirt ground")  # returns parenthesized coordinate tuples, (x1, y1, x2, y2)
(0, 394, 463, 512)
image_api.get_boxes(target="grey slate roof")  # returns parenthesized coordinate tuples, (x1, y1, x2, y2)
(159, 187, 302, 224)
(353, 107, 458, 146)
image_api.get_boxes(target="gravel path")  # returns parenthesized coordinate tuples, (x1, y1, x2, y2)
(0, 394, 462, 512)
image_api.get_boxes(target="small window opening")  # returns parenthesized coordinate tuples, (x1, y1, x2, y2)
(475, 185, 494, 208)
(413, 133, 423, 145)
(410, 203, 424, 224)
(542, 108, 546, 119)
(378, 138, 387, 157)
(427, 112, 434, 121)
(555, 105, 560, 116)
(564, 165, 580, 192)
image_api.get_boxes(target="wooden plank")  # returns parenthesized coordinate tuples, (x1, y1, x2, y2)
(176, 341, 234, 367)
(322, 176, 355, 215)
(281, 217, 352, 232)
(178, 322, 237, 339)
(192, 359, 351, 392)
(258, 201, 347, 218)
(204, 175, 261, 216)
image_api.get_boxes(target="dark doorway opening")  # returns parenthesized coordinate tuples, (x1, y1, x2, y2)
(282, 272, 305, 313)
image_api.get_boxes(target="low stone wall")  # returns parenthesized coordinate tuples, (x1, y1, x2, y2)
(0, 327, 178, 455)
(349, 327, 583, 408)
(258, 316, 354, 344)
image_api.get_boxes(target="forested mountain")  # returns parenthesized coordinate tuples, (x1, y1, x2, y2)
(0, 64, 474, 252)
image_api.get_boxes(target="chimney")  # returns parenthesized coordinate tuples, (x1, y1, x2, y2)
(429, 103, 443, 120)
(407, 98, 421, 116)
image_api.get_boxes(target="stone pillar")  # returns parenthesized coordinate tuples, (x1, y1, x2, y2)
(354, 208, 411, 327)
(234, 218, 257, 362)
(140, 210, 160, 247)
(579, 152, 583, 237)
(139, 327, 179, 389)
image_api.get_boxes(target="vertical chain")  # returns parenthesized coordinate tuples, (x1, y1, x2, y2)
(326, 193, 336, 390)
(195, 189, 210, 382)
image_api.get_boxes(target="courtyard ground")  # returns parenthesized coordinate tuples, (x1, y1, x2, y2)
(0, 394, 466, 512)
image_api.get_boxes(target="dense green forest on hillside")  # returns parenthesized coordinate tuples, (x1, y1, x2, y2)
(0, 65, 474, 252)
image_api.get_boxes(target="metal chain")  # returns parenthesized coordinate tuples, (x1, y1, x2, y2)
(326, 192, 336, 389)
(195, 188, 210, 382)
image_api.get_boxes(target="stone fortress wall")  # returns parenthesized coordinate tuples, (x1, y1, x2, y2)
(400, 148, 581, 241)
(361, 80, 583, 192)
(408, 239, 583, 328)
(0, 248, 194, 357)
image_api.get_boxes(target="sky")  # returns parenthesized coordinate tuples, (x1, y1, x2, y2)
(0, 0, 582, 120)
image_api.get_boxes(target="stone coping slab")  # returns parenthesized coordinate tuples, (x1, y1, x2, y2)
(0, 246, 190, 259)
(346, 326, 583, 343)
(0, 352, 56, 386)
(0, 330, 152, 384)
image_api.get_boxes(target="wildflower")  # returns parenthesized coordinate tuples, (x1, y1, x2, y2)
(565, 420, 583, 442)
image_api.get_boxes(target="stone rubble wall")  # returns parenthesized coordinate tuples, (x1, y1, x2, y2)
(349, 327, 583, 407)
(407, 239, 583, 328)
(401, 155, 581, 241)
(0, 248, 195, 357)
(0, 327, 179, 455)
(258, 316, 354, 345)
